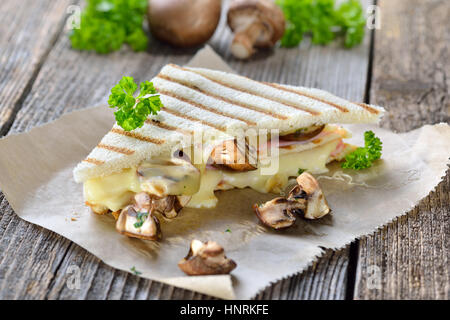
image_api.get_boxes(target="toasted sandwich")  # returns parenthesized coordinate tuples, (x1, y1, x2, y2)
(74, 64, 384, 237)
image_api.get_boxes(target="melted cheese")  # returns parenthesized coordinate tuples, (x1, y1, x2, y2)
(84, 140, 341, 211)
(186, 139, 339, 208)
(187, 169, 223, 208)
(84, 168, 141, 212)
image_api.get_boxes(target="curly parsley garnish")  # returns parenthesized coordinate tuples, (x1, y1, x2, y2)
(276, 0, 366, 48)
(108, 76, 162, 131)
(69, 0, 148, 54)
(342, 130, 382, 170)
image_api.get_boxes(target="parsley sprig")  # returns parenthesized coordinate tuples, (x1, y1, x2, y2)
(70, 0, 148, 54)
(108, 76, 162, 131)
(342, 131, 382, 170)
(276, 0, 366, 48)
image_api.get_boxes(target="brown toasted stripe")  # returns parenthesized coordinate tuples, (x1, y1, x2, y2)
(172, 65, 320, 116)
(162, 107, 227, 132)
(145, 119, 193, 136)
(110, 128, 165, 144)
(156, 88, 257, 126)
(97, 143, 134, 155)
(263, 82, 349, 113)
(83, 158, 105, 165)
(157, 74, 288, 120)
(356, 102, 380, 114)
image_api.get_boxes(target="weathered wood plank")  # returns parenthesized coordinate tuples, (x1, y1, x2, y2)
(254, 248, 351, 300)
(0, 0, 76, 135)
(354, 0, 450, 299)
(0, 0, 372, 299)
(0, 195, 73, 300)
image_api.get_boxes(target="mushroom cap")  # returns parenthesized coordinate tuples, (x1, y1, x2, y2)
(227, 0, 285, 47)
(280, 125, 325, 141)
(152, 195, 191, 219)
(116, 206, 162, 240)
(178, 240, 237, 275)
(288, 172, 331, 220)
(253, 197, 303, 229)
(148, 0, 222, 47)
(210, 139, 257, 172)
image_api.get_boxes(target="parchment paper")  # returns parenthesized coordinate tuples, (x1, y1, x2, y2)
(0, 46, 449, 300)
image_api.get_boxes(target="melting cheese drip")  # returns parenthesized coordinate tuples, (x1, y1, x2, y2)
(84, 139, 344, 211)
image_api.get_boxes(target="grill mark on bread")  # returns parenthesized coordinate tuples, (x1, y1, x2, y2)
(110, 128, 165, 144)
(162, 107, 227, 131)
(97, 143, 135, 155)
(182, 65, 381, 115)
(172, 65, 320, 116)
(356, 102, 380, 114)
(262, 82, 349, 113)
(145, 119, 193, 136)
(157, 74, 288, 120)
(156, 88, 257, 126)
(83, 158, 105, 165)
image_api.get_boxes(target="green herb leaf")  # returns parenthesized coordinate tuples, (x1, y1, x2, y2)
(133, 211, 149, 228)
(341, 130, 382, 170)
(298, 168, 307, 175)
(335, 0, 366, 48)
(225, 229, 231, 233)
(108, 76, 162, 131)
(69, 0, 148, 54)
(276, 0, 365, 48)
(130, 266, 142, 275)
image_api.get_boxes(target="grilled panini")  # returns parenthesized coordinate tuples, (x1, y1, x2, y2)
(74, 64, 384, 220)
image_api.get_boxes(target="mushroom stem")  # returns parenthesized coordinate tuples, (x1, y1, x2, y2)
(227, 0, 285, 59)
(231, 20, 266, 59)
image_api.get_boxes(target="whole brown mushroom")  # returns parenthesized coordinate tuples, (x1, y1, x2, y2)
(227, 0, 285, 59)
(148, 0, 222, 47)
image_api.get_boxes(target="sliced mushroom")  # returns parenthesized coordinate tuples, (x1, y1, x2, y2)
(287, 172, 330, 219)
(280, 125, 325, 142)
(152, 195, 191, 219)
(134, 192, 152, 212)
(227, 0, 285, 59)
(137, 157, 200, 198)
(116, 205, 161, 241)
(253, 197, 305, 229)
(178, 240, 237, 275)
(210, 139, 257, 172)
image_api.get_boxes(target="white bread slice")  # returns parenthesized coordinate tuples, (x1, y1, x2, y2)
(73, 64, 385, 183)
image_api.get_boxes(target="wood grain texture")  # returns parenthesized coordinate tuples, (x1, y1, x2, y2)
(0, 0, 373, 300)
(354, 0, 450, 299)
(0, 0, 76, 135)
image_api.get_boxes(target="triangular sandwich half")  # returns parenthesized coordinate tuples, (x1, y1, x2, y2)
(74, 64, 384, 232)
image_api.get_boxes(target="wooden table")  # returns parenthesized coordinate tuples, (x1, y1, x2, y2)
(0, 0, 448, 300)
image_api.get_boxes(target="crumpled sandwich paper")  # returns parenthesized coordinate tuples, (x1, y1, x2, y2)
(0, 46, 449, 299)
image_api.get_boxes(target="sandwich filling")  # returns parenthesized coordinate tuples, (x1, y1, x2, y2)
(83, 124, 353, 213)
